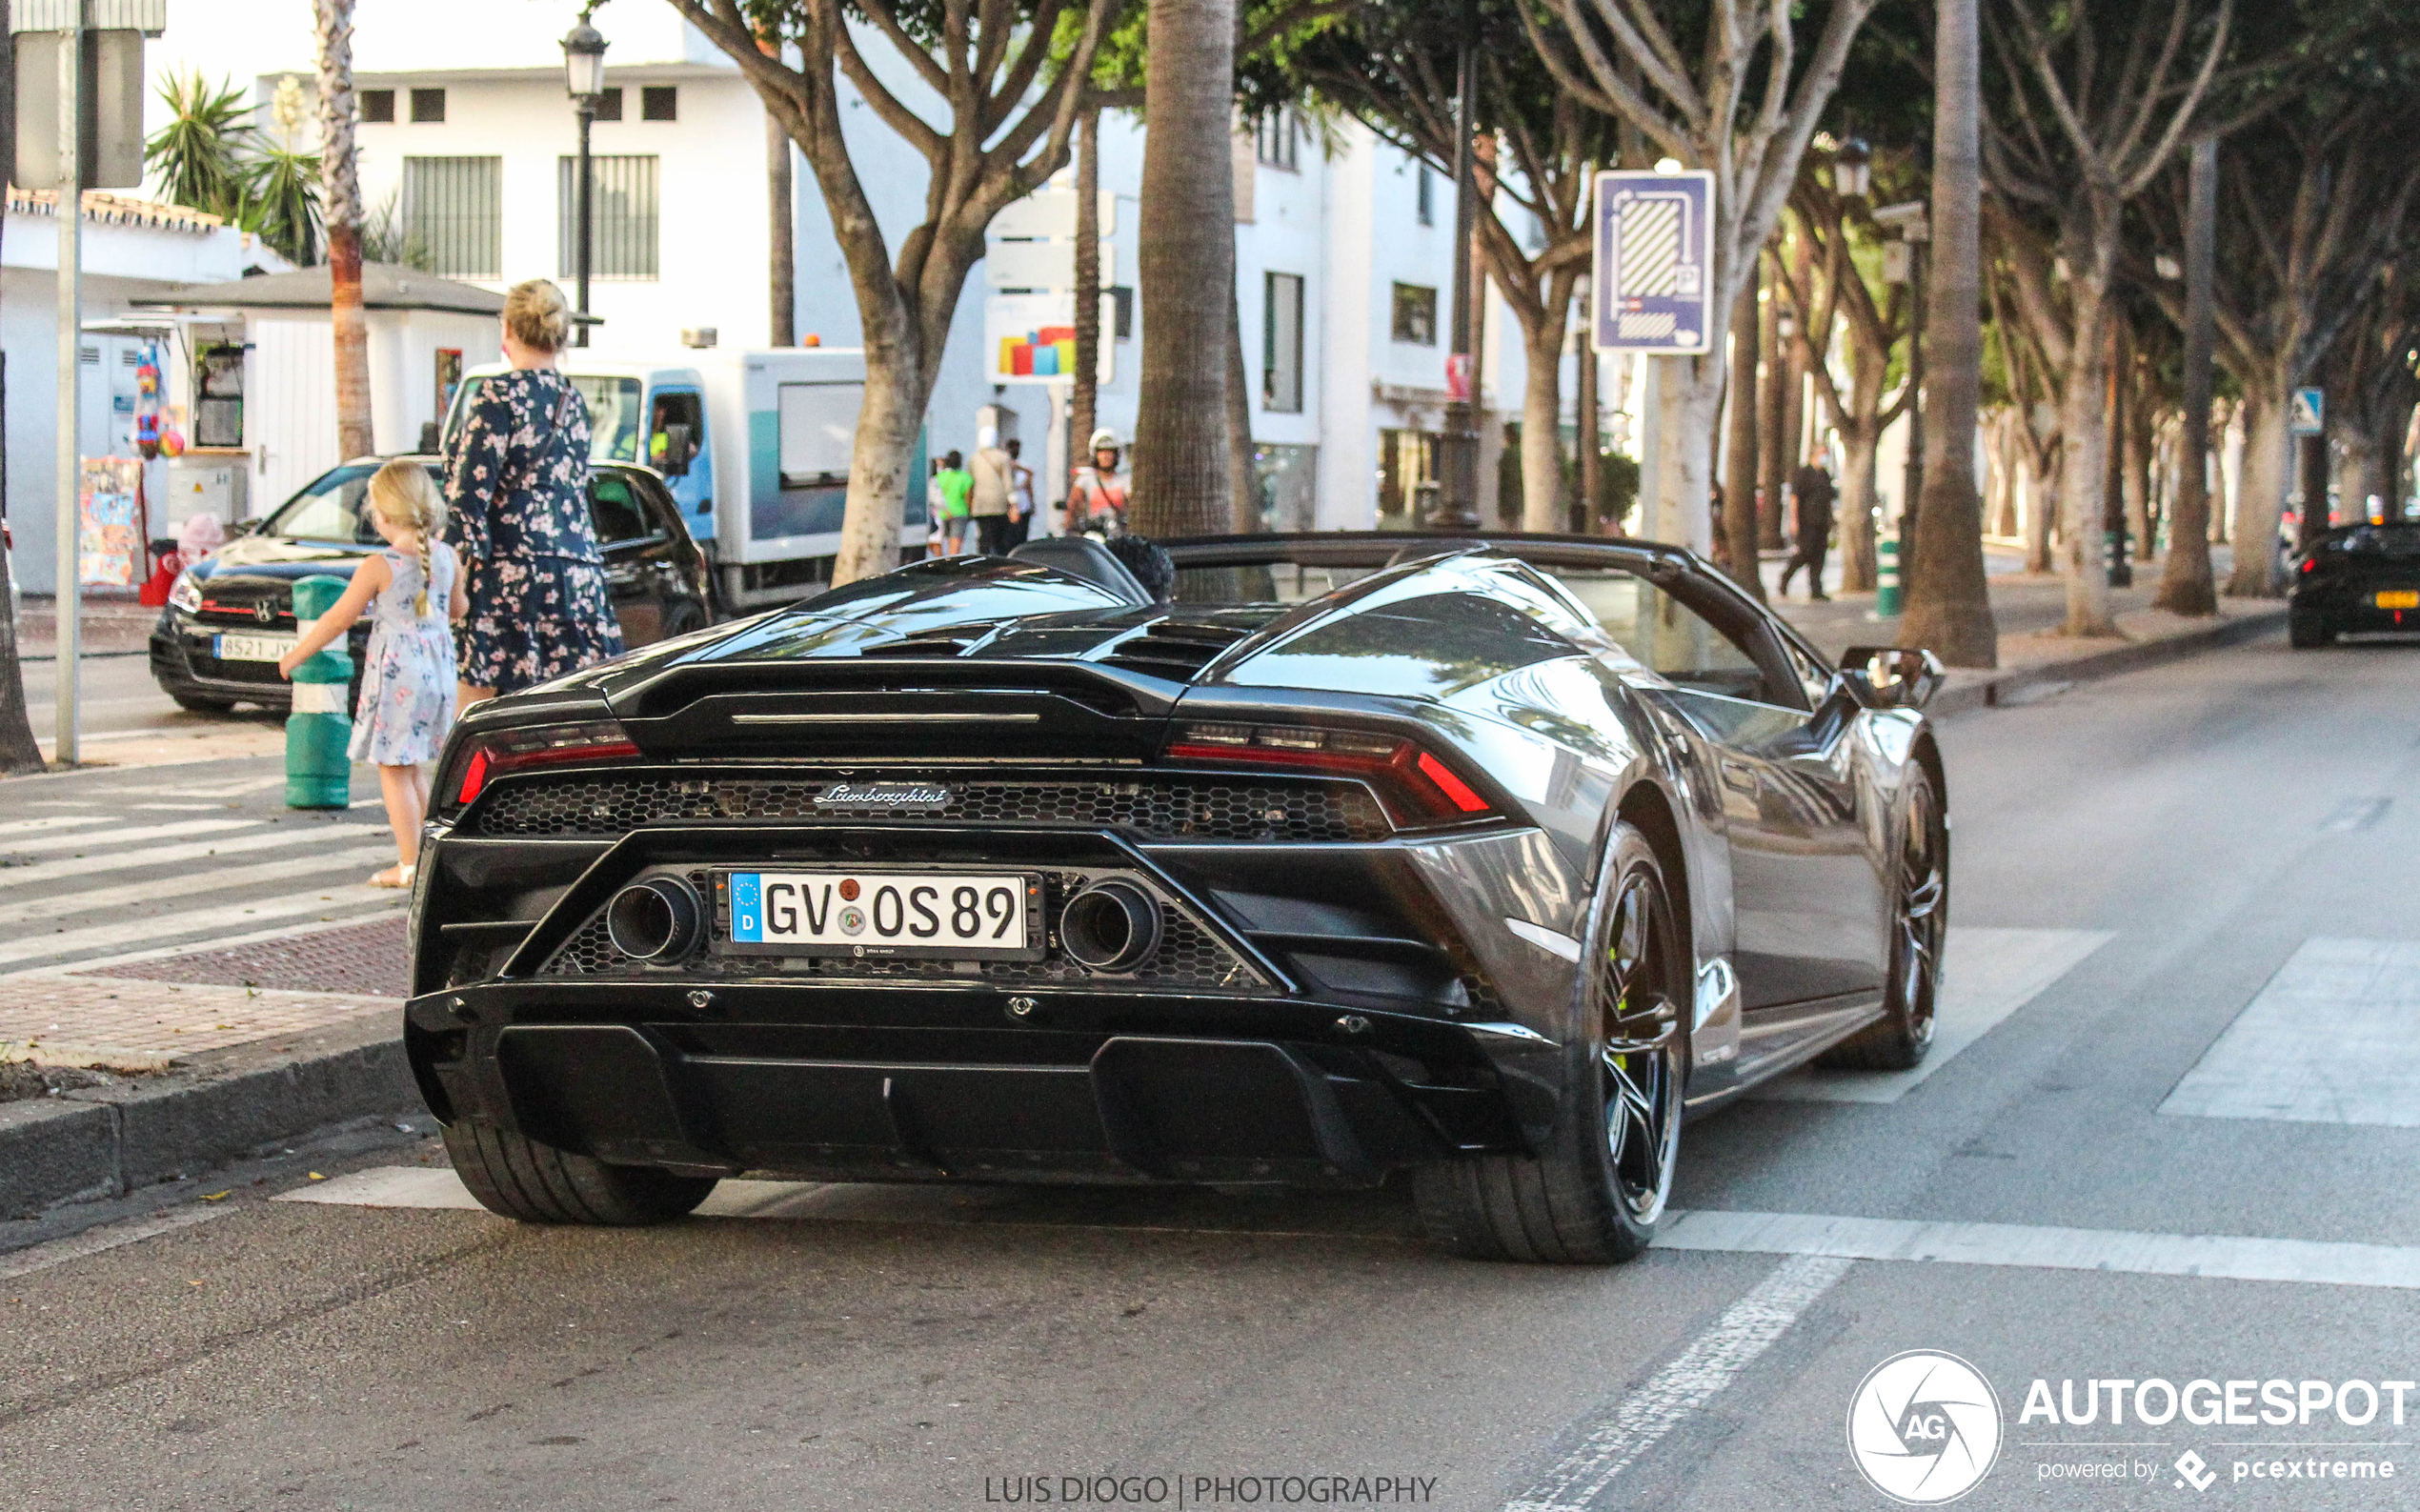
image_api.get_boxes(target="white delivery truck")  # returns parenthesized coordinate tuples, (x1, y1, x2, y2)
(442, 347, 929, 611)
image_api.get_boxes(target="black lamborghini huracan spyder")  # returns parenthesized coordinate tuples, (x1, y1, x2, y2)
(407, 533, 1948, 1264)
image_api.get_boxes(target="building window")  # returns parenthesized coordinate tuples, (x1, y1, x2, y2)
(1263, 272, 1304, 413)
(360, 89, 394, 124)
(1110, 285, 1134, 340)
(1416, 162, 1433, 226)
(409, 88, 445, 123)
(1391, 282, 1437, 346)
(641, 85, 677, 121)
(403, 156, 501, 278)
(1255, 110, 1298, 171)
(594, 87, 623, 122)
(558, 154, 660, 279)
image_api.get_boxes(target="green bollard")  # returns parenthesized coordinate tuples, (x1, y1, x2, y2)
(1875, 533, 1903, 617)
(287, 574, 353, 810)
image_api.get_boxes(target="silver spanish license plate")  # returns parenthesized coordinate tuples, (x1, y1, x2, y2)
(717, 870, 1043, 959)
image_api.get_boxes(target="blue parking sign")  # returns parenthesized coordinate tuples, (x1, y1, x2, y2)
(1593, 170, 1716, 354)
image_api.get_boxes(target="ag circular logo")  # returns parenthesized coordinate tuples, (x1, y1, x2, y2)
(1846, 1350, 2002, 1504)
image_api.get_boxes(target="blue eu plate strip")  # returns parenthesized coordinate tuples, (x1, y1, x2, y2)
(731, 873, 763, 941)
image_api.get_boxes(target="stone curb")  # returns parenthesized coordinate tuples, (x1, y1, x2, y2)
(0, 1013, 415, 1220)
(1926, 607, 2289, 719)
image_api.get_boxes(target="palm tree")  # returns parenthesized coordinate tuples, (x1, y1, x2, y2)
(1129, 0, 1237, 538)
(1899, 0, 1995, 666)
(314, 7, 375, 462)
(145, 71, 253, 219)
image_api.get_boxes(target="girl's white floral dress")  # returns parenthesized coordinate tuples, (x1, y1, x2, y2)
(349, 544, 459, 766)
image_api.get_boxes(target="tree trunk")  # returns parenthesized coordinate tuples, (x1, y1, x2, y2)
(316, 0, 373, 460)
(1130, 0, 1235, 538)
(2123, 378, 2151, 563)
(2155, 134, 2216, 615)
(1522, 322, 1567, 533)
(1227, 277, 1257, 531)
(1757, 262, 1786, 552)
(766, 106, 795, 346)
(2224, 385, 2288, 596)
(1837, 421, 1881, 591)
(1070, 103, 1101, 515)
(2054, 252, 2118, 635)
(1723, 275, 1764, 595)
(1900, 0, 1994, 664)
(2025, 453, 2057, 574)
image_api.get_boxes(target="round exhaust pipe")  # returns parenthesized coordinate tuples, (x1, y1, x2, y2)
(606, 876, 704, 962)
(1059, 880, 1163, 973)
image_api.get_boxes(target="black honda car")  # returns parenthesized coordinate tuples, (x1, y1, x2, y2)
(2289, 522, 2420, 647)
(405, 533, 1949, 1265)
(151, 456, 716, 713)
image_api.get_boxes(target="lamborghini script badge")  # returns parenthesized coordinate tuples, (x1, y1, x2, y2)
(814, 780, 956, 813)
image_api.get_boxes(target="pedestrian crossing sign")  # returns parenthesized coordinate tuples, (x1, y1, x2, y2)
(1592, 169, 1715, 353)
(2289, 387, 2325, 435)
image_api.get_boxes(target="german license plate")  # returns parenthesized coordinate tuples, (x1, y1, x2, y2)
(213, 633, 294, 662)
(2374, 591, 2419, 610)
(718, 870, 1042, 958)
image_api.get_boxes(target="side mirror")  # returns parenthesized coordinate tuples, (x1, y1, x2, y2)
(1838, 645, 1945, 711)
(657, 423, 694, 476)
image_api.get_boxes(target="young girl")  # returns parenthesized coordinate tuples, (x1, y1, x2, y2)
(278, 461, 466, 888)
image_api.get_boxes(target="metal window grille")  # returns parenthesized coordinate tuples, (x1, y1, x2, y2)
(557, 154, 660, 280)
(1255, 111, 1297, 170)
(1416, 162, 1433, 226)
(402, 156, 502, 279)
(1263, 272, 1304, 413)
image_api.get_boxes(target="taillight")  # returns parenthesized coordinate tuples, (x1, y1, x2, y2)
(448, 719, 639, 807)
(1163, 721, 1495, 823)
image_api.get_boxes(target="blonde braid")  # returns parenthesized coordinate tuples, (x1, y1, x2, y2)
(369, 460, 448, 617)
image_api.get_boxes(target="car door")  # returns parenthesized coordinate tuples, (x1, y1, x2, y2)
(588, 470, 670, 645)
(1550, 564, 1886, 1065)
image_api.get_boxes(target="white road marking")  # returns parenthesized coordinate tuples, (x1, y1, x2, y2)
(1657, 1209, 2420, 1290)
(2160, 937, 2420, 1127)
(0, 1203, 234, 1282)
(0, 817, 259, 858)
(1501, 1255, 1854, 1512)
(1756, 927, 2112, 1104)
(133, 803, 232, 812)
(0, 888, 396, 968)
(9, 905, 406, 977)
(278, 1166, 486, 1210)
(0, 844, 399, 929)
(147, 776, 289, 798)
(0, 815, 112, 839)
(0, 825, 385, 892)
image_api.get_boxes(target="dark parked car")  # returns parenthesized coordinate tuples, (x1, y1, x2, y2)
(151, 455, 716, 714)
(406, 533, 1948, 1264)
(2289, 522, 2420, 647)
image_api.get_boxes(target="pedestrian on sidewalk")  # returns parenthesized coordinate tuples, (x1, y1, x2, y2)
(933, 451, 973, 555)
(970, 427, 1015, 555)
(1779, 461, 1835, 600)
(1004, 438, 1037, 547)
(443, 279, 623, 707)
(276, 461, 466, 889)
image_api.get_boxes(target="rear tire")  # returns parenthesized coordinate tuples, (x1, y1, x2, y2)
(2288, 613, 2332, 649)
(442, 1121, 717, 1225)
(1413, 824, 1684, 1264)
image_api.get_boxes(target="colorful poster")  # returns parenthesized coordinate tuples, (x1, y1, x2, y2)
(79, 455, 146, 587)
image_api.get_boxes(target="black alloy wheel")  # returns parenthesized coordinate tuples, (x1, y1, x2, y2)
(1821, 771, 1946, 1071)
(1413, 822, 1684, 1263)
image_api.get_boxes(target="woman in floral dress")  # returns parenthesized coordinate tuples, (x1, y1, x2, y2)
(443, 278, 624, 702)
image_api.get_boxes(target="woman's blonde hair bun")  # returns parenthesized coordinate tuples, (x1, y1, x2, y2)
(502, 278, 572, 353)
(367, 460, 448, 616)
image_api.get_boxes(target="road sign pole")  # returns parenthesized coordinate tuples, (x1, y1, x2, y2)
(1636, 354, 1662, 541)
(53, 10, 83, 767)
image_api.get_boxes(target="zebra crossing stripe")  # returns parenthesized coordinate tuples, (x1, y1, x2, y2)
(0, 817, 260, 857)
(0, 889, 401, 969)
(0, 815, 113, 839)
(0, 843, 399, 929)
(0, 826, 387, 893)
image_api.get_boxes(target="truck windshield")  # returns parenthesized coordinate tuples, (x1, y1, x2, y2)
(444, 373, 643, 463)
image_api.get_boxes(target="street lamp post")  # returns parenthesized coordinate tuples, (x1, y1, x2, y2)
(561, 9, 609, 348)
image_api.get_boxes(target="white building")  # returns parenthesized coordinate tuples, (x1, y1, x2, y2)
(116, 0, 1519, 559)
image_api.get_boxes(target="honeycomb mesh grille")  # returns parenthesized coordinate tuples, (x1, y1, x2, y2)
(537, 870, 1272, 994)
(474, 773, 1389, 842)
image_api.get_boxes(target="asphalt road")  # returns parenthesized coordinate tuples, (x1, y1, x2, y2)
(8, 627, 2420, 1512)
